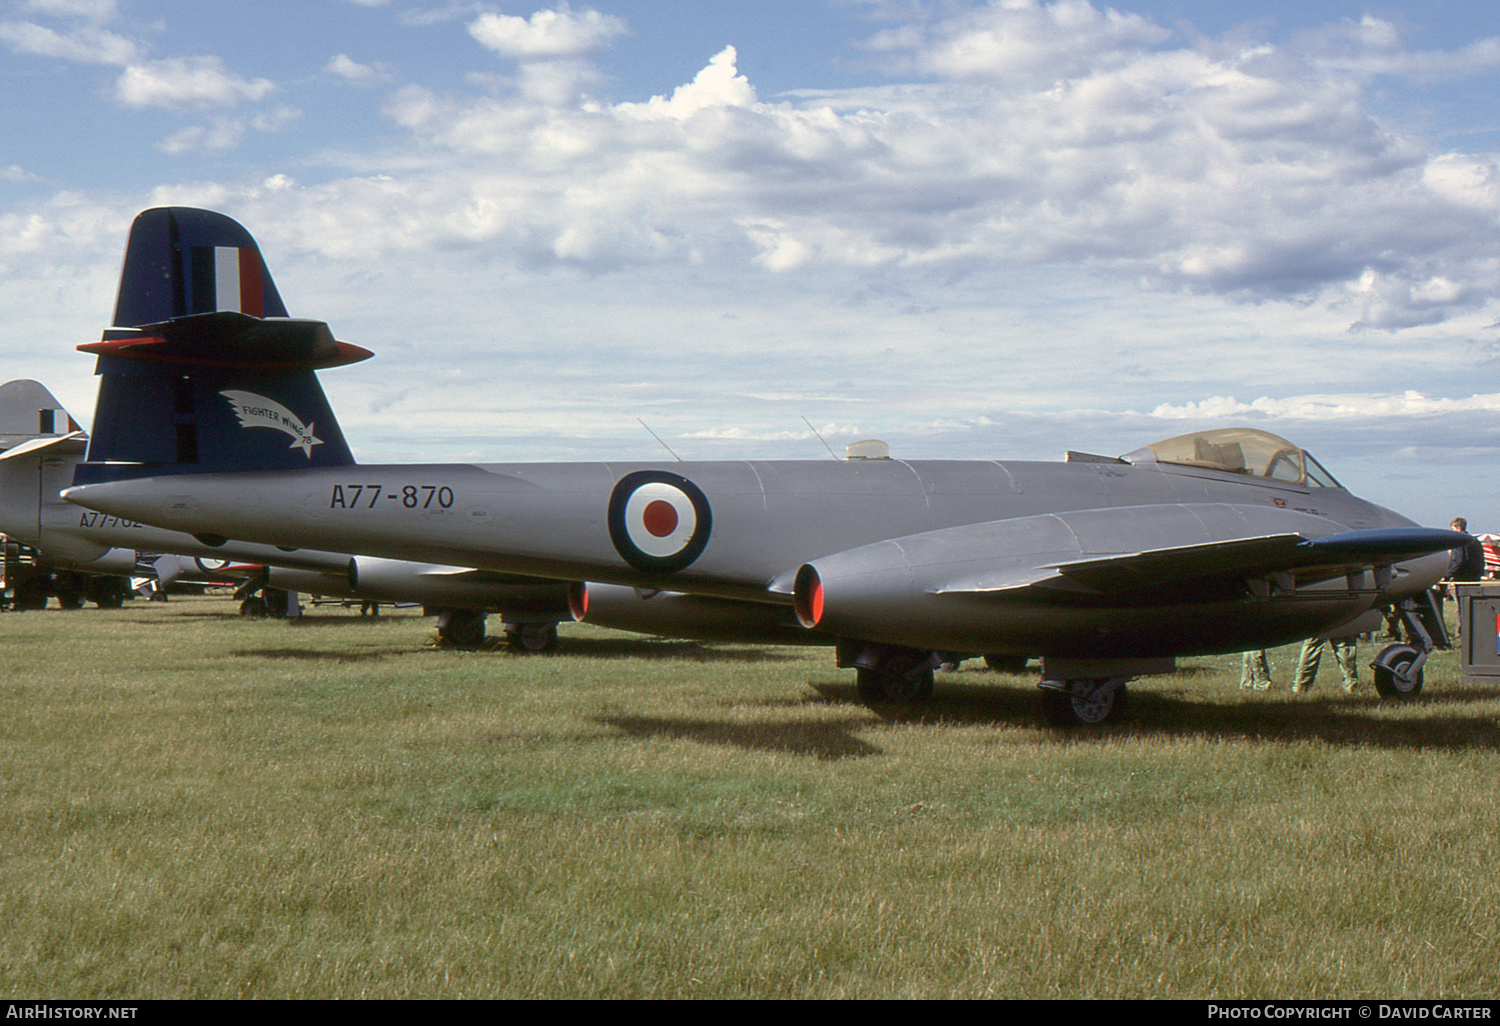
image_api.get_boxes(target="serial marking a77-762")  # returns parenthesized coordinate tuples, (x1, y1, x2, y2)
(64, 207, 1465, 725)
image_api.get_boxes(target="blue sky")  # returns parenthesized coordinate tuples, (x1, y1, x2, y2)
(3, 0, 1500, 529)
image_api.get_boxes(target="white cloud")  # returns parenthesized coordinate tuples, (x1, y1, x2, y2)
(156, 119, 245, 155)
(861, 0, 1171, 84)
(1147, 392, 1500, 421)
(326, 53, 390, 86)
(20, 0, 118, 22)
(273, 15, 1499, 335)
(115, 56, 274, 109)
(467, 6, 626, 60)
(0, 18, 137, 63)
(5, 1, 1500, 526)
(634, 46, 757, 117)
(1295, 16, 1500, 82)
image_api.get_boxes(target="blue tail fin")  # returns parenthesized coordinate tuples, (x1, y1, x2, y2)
(76, 208, 371, 484)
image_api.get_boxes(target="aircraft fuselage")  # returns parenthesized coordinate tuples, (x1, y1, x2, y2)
(67, 453, 1444, 657)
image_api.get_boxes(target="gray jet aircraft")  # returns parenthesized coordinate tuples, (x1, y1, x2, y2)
(64, 208, 1465, 724)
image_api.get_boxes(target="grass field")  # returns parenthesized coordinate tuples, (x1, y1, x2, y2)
(2, 593, 1498, 999)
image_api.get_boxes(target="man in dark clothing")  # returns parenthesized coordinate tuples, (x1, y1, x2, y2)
(1441, 517, 1486, 638)
(1447, 517, 1486, 582)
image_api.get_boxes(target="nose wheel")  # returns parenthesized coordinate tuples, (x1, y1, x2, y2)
(1370, 643, 1424, 698)
(1370, 598, 1437, 700)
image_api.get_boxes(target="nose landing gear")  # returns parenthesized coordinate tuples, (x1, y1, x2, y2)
(1370, 596, 1439, 699)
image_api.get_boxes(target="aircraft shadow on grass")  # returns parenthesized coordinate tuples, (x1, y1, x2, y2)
(228, 647, 393, 664)
(596, 713, 882, 761)
(549, 637, 805, 664)
(801, 677, 1500, 752)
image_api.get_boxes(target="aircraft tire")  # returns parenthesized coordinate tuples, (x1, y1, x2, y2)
(437, 609, 487, 649)
(856, 665, 935, 704)
(1041, 681, 1129, 727)
(984, 653, 1029, 673)
(56, 592, 85, 610)
(1371, 644, 1424, 699)
(239, 596, 268, 618)
(509, 623, 559, 653)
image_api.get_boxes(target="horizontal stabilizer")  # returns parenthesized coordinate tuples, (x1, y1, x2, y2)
(0, 432, 88, 460)
(81, 311, 372, 371)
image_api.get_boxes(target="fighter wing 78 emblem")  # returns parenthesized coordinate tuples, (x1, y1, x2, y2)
(220, 390, 323, 457)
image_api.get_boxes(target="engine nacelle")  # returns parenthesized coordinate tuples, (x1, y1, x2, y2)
(343, 557, 573, 615)
(571, 582, 822, 645)
(793, 504, 1394, 658)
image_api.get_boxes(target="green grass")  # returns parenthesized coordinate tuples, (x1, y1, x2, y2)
(2, 595, 1499, 998)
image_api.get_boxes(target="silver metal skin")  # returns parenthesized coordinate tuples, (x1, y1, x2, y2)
(65, 444, 1451, 663)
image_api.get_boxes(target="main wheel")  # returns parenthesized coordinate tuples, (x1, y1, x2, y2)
(1041, 681, 1129, 726)
(509, 623, 560, 653)
(1371, 644, 1424, 699)
(984, 653, 1029, 673)
(856, 665, 935, 704)
(437, 609, 487, 648)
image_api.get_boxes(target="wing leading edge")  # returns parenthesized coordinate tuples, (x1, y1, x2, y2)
(937, 525, 1469, 597)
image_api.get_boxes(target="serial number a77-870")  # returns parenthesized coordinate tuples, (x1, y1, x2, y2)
(330, 484, 455, 510)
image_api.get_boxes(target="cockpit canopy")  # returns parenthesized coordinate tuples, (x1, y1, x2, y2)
(1122, 428, 1341, 488)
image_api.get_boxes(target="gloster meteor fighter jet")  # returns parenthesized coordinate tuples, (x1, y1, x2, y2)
(65, 208, 1464, 724)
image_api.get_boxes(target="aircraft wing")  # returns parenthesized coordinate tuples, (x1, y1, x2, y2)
(937, 526, 1467, 597)
(793, 504, 1466, 652)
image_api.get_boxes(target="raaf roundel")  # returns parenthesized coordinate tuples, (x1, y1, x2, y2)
(607, 470, 713, 574)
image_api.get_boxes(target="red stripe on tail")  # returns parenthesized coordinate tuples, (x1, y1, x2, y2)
(238, 247, 264, 317)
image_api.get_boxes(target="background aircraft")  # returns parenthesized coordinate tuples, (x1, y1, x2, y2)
(0, 377, 573, 641)
(65, 208, 1466, 724)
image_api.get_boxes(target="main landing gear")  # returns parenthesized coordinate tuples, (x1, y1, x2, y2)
(1038, 678, 1131, 727)
(433, 610, 562, 652)
(838, 641, 939, 704)
(836, 641, 1142, 726)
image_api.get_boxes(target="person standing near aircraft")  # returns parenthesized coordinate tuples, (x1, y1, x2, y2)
(1291, 636, 1358, 693)
(1446, 518, 1486, 582)
(1440, 517, 1485, 636)
(1239, 650, 1272, 690)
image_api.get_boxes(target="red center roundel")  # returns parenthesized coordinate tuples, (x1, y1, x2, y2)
(642, 499, 679, 538)
(622, 482, 699, 558)
(608, 471, 713, 573)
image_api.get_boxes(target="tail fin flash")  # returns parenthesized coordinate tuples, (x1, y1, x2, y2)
(111, 207, 289, 326)
(77, 208, 371, 483)
(0, 380, 83, 452)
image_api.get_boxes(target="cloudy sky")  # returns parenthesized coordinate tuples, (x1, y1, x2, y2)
(3, 0, 1499, 529)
